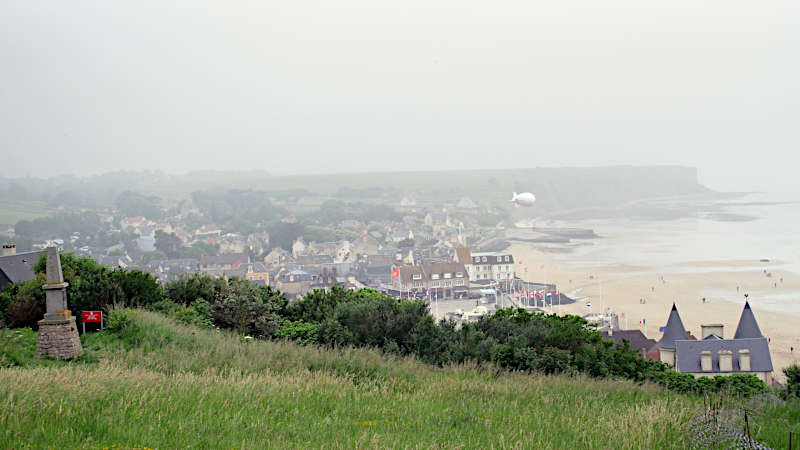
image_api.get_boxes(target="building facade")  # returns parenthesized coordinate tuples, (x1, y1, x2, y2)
(456, 249, 515, 282)
(392, 262, 469, 299)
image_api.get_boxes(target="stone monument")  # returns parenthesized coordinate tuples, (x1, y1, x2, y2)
(35, 247, 83, 359)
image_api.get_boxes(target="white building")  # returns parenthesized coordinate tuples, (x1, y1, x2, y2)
(455, 248, 516, 282)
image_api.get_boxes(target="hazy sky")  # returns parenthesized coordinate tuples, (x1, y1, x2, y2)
(2, 1, 798, 192)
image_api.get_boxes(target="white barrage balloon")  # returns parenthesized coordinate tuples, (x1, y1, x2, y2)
(510, 192, 536, 207)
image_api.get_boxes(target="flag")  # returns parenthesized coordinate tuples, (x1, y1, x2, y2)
(540, 265, 545, 270)
(640, 319, 646, 325)
(529, 292, 535, 298)
(546, 291, 553, 297)
(391, 269, 399, 278)
(519, 261, 523, 264)
(658, 326, 666, 332)
(585, 300, 591, 308)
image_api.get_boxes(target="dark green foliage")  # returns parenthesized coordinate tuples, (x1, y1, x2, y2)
(154, 230, 184, 258)
(210, 279, 287, 338)
(650, 371, 768, 396)
(276, 320, 319, 345)
(148, 299, 213, 329)
(268, 222, 305, 251)
(0, 253, 162, 328)
(164, 273, 228, 305)
(14, 212, 103, 239)
(0, 276, 45, 328)
(785, 364, 800, 399)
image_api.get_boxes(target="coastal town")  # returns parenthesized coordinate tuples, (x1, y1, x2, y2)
(0, 183, 785, 385)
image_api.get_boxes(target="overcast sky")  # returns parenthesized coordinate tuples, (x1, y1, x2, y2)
(1, 1, 798, 192)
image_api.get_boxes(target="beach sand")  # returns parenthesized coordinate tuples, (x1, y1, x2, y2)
(510, 243, 800, 380)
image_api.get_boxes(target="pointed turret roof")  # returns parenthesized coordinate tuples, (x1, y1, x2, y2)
(658, 303, 689, 349)
(734, 301, 763, 339)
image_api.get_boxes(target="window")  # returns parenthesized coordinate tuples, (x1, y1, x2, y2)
(431, 274, 440, 280)
(482, 256, 487, 262)
(506, 265, 509, 271)
(444, 281, 451, 287)
(444, 273, 452, 279)
(497, 256, 502, 263)
(431, 281, 440, 287)
(455, 279, 464, 286)
(474, 257, 480, 263)
(413, 281, 423, 288)
(456, 272, 463, 278)
(505, 256, 510, 262)
(412, 274, 422, 280)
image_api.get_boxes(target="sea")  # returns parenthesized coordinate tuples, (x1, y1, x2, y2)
(546, 192, 800, 314)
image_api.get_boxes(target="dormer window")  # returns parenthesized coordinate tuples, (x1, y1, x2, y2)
(497, 256, 502, 263)
(444, 273, 452, 279)
(456, 272, 463, 278)
(482, 256, 487, 262)
(432, 274, 440, 280)
(504, 256, 510, 262)
(412, 274, 422, 280)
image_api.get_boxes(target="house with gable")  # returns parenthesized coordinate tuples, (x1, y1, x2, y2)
(653, 302, 774, 383)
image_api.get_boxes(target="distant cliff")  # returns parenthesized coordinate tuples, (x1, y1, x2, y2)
(500, 165, 711, 214)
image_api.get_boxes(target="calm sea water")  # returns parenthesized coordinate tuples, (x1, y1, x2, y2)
(554, 193, 800, 274)
(548, 193, 800, 314)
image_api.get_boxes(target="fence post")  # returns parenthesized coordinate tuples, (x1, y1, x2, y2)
(789, 430, 792, 450)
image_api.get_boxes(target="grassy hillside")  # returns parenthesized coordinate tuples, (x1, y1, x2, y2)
(0, 310, 792, 449)
(0, 200, 54, 225)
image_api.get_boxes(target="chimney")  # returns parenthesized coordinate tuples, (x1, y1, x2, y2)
(719, 350, 733, 372)
(1, 244, 16, 256)
(738, 349, 751, 371)
(701, 324, 724, 339)
(701, 350, 712, 371)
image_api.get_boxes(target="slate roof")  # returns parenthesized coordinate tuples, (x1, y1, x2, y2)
(675, 337, 773, 373)
(454, 248, 471, 264)
(734, 301, 763, 339)
(601, 330, 657, 353)
(0, 250, 43, 287)
(657, 303, 689, 349)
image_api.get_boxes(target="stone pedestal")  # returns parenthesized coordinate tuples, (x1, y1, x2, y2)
(35, 316, 83, 359)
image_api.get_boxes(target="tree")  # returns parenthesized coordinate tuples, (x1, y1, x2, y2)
(115, 191, 164, 220)
(268, 222, 305, 251)
(154, 230, 184, 258)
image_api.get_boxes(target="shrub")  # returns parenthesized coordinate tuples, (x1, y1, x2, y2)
(277, 320, 319, 345)
(784, 364, 800, 399)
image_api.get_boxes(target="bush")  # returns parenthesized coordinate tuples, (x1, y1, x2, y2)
(277, 320, 319, 345)
(784, 364, 800, 399)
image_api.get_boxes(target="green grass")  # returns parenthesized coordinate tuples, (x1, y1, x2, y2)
(0, 310, 793, 448)
(0, 200, 54, 225)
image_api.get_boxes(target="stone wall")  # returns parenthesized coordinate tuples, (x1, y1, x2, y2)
(35, 317, 83, 360)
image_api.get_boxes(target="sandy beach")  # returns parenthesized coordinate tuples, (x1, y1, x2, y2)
(510, 243, 800, 380)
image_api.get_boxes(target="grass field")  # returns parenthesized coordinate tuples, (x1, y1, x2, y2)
(1, 311, 796, 449)
(0, 200, 54, 226)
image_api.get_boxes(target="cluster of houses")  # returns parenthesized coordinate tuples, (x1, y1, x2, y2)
(0, 239, 779, 383)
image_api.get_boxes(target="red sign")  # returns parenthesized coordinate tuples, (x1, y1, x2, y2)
(82, 311, 102, 323)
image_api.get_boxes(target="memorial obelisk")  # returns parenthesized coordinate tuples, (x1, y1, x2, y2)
(35, 247, 83, 359)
